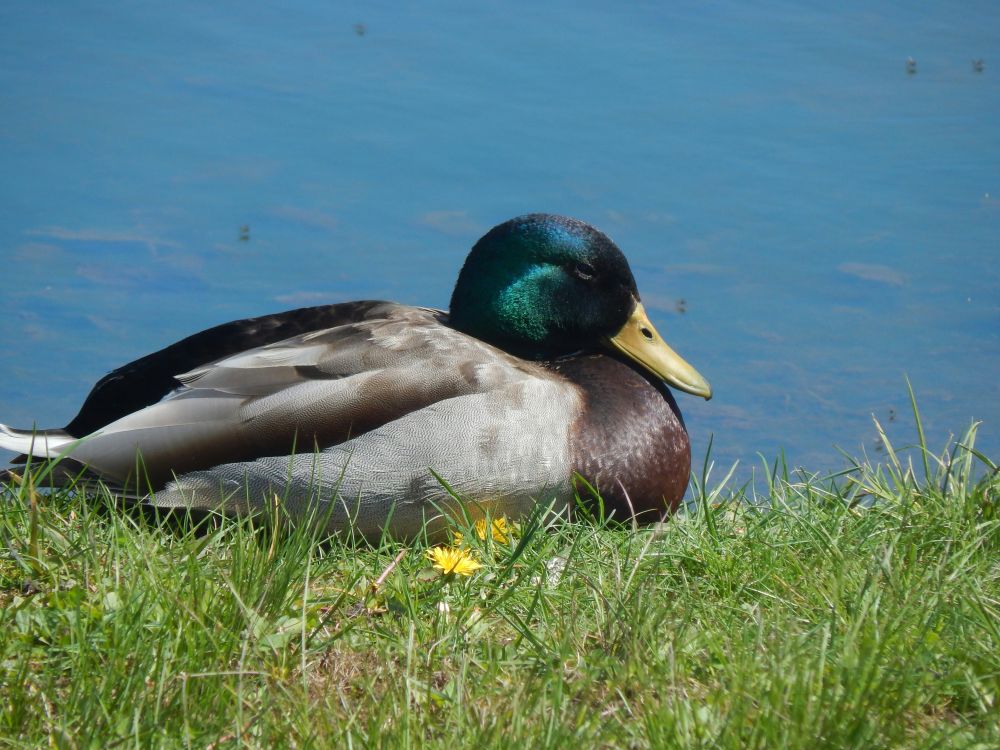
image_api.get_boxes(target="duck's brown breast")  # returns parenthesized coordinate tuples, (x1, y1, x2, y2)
(548, 353, 691, 520)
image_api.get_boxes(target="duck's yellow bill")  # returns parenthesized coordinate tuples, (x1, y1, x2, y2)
(605, 302, 712, 400)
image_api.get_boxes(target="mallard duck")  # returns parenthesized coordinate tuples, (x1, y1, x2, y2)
(1, 214, 711, 538)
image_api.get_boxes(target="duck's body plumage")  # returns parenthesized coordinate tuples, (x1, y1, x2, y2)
(1, 214, 709, 538)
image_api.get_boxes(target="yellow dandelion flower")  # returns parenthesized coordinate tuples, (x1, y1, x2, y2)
(453, 517, 519, 545)
(426, 546, 483, 577)
(485, 517, 517, 543)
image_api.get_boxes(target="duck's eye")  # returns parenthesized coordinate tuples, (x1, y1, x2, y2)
(572, 262, 596, 281)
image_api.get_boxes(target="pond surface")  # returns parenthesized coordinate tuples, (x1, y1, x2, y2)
(2, 1, 998, 485)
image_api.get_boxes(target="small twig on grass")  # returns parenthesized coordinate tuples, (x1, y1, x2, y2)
(344, 548, 408, 618)
(371, 548, 408, 593)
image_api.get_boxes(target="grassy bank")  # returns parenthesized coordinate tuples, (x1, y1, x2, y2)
(1, 421, 997, 748)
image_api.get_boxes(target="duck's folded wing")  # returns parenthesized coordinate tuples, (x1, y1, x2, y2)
(62, 300, 401, 437)
(30, 303, 542, 488)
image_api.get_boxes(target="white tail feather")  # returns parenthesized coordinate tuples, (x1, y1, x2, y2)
(0, 424, 77, 457)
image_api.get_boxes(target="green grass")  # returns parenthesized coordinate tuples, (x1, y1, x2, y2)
(1, 419, 997, 748)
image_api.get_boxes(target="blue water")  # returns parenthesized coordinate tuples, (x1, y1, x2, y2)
(2, 1, 998, 485)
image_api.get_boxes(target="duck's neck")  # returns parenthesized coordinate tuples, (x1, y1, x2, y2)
(448, 267, 586, 360)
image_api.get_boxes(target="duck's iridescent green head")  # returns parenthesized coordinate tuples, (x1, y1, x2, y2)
(449, 214, 712, 399)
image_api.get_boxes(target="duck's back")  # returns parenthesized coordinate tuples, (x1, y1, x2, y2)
(63, 301, 400, 437)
